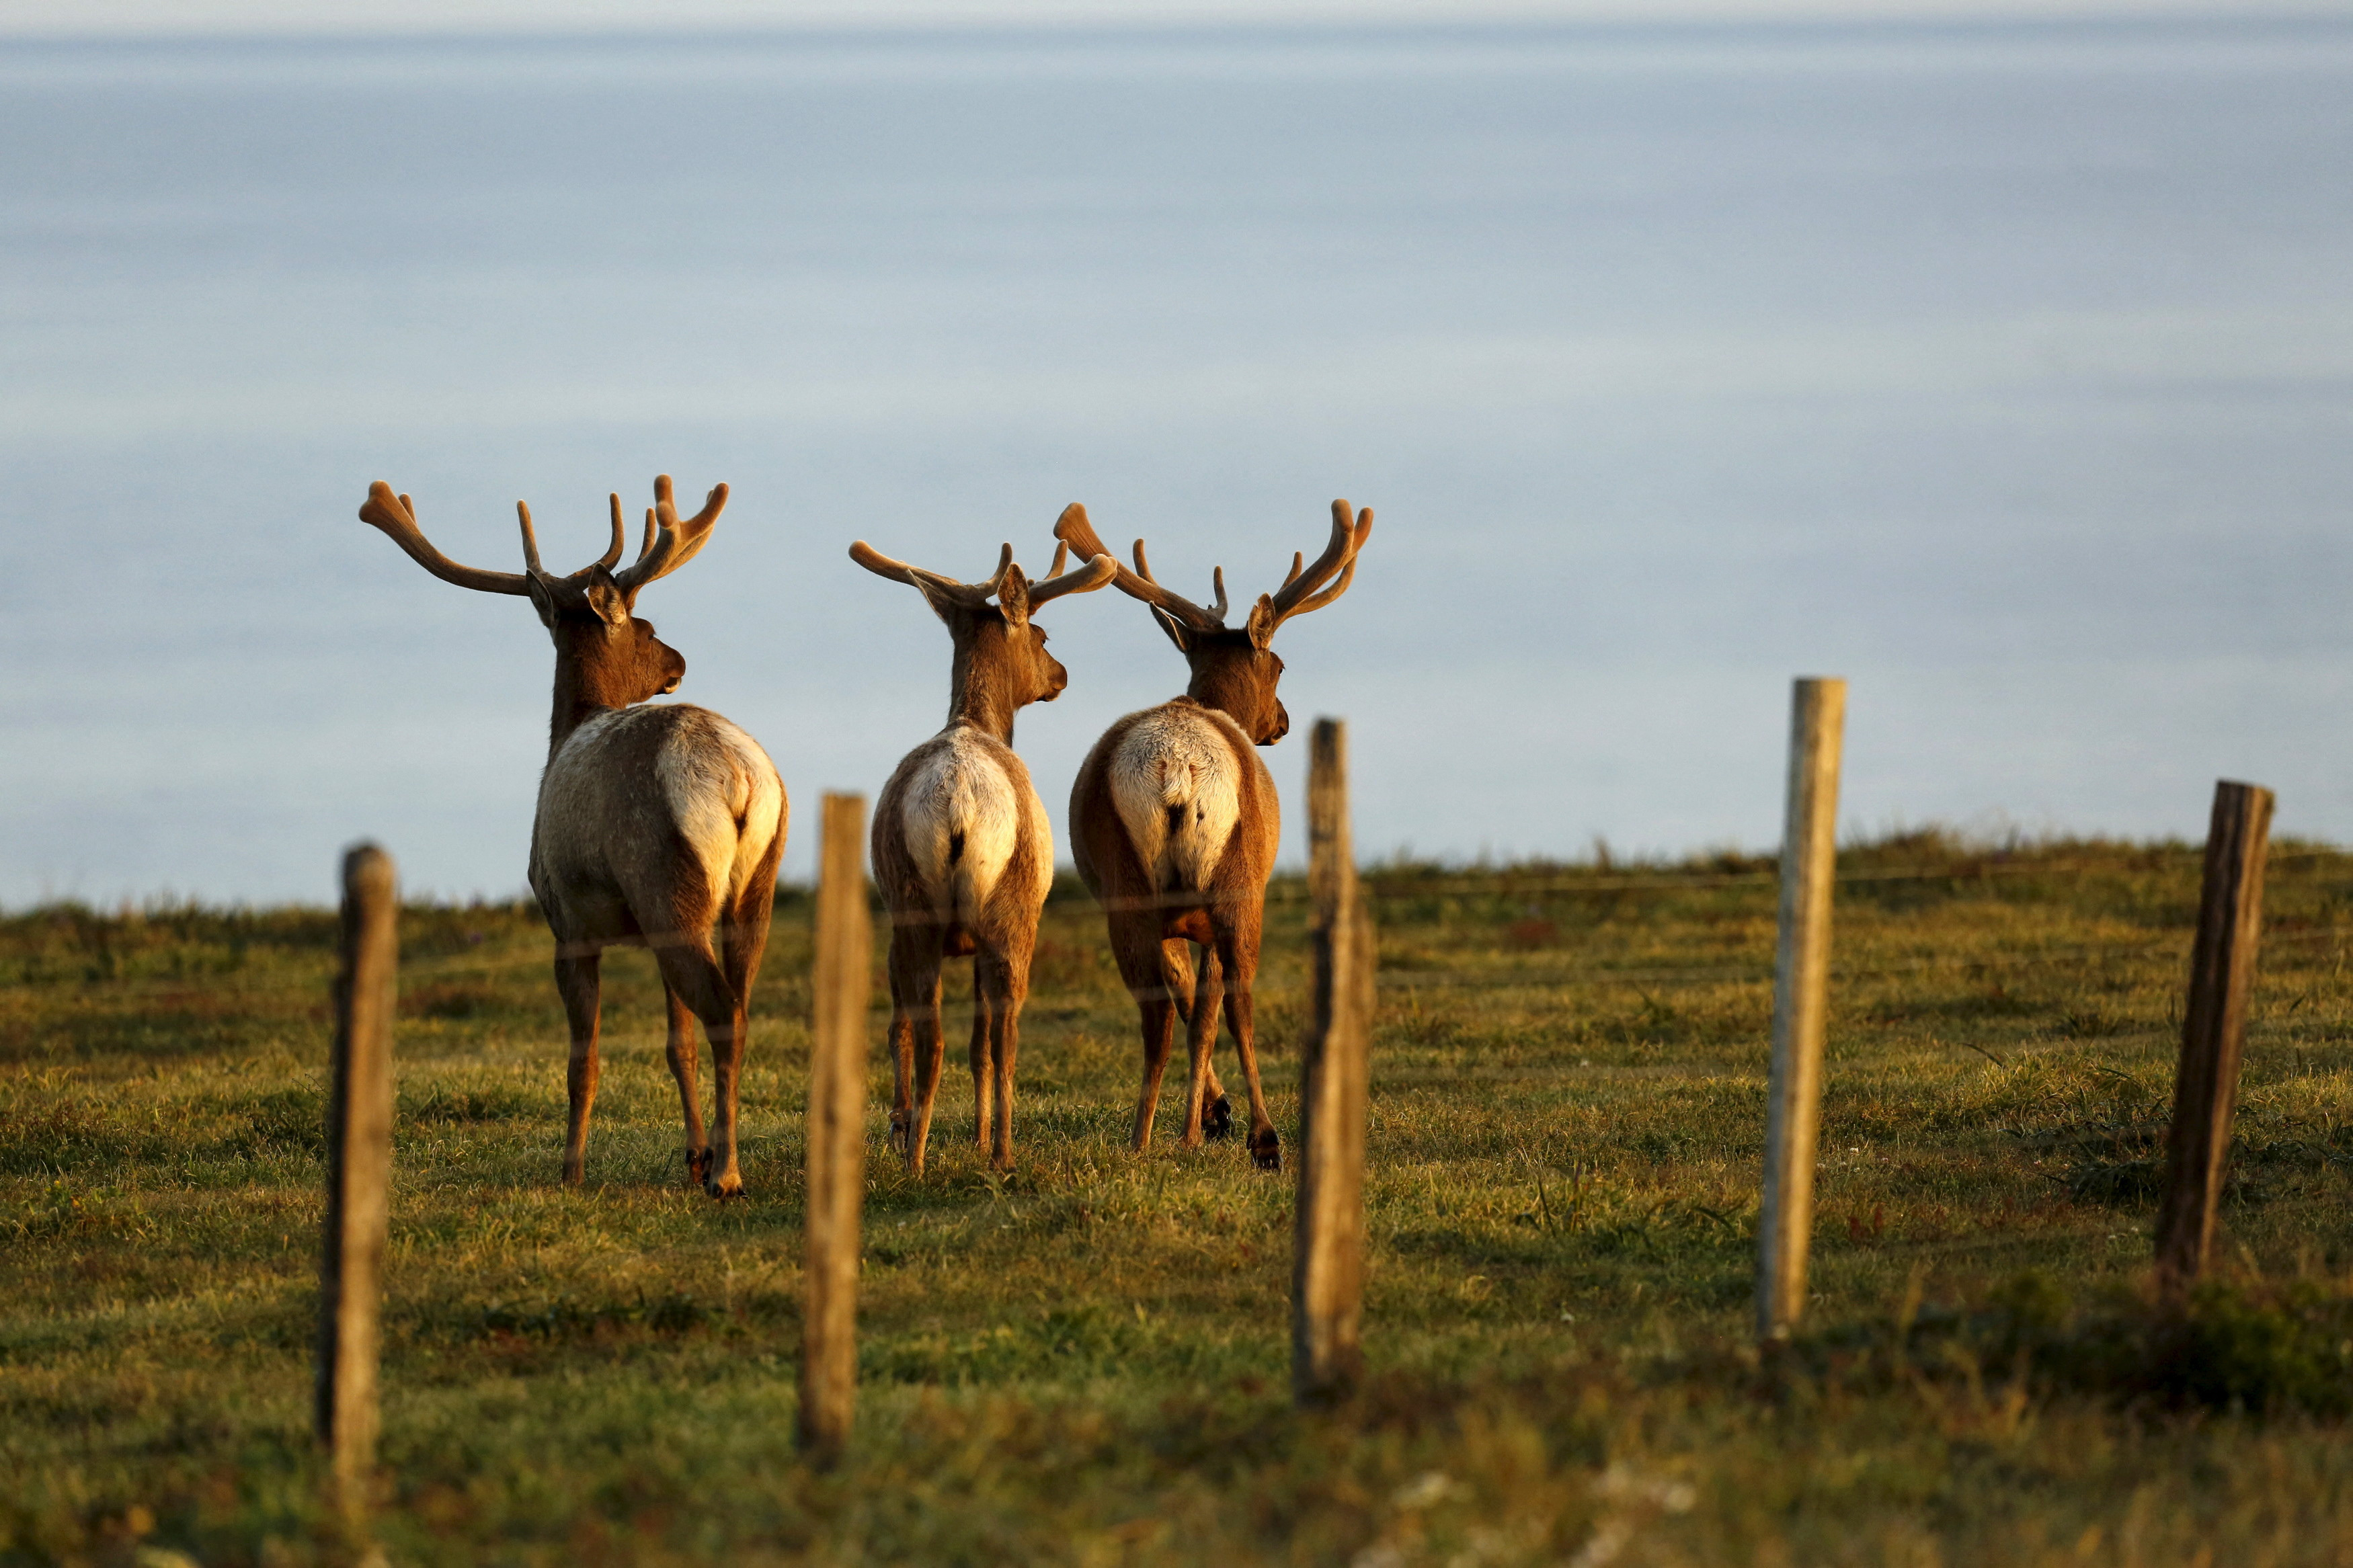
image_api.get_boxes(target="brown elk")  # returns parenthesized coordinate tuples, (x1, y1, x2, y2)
(1055, 499, 1373, 1171)
(356, 475, 787, 1198)
(850, 534, 1116, 1173)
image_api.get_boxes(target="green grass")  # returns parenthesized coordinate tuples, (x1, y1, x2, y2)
(9, 831, 2353, 1565)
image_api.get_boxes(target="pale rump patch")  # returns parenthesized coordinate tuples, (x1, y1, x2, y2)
(1021, 774, 1054, 909)
(656, 712, 784, 904)
(898, 728, 1031, 924)
(1108, 706, 1246, 891)
(541, 706, 783, 909)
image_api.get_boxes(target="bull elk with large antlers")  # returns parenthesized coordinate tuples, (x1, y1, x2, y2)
(850, 534, 1116, 1173)
(1055, 499, 1373, 1171)
(356, 476, 787, 1197)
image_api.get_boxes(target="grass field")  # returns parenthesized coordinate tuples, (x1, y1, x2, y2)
(8, 831, 2353, 1567)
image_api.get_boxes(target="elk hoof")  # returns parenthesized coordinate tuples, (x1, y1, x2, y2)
(685, 1147, 713, 1189)
(888, 1110, 912, 1155)
(1203, 1094, 1233, 1141)
(1249, 1128, 1282, 1172)
(705, 1170, 746, 1201)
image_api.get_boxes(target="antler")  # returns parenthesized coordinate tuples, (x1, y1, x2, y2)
(362, 479, 685, 600)
(848, 536, 1113, 611)
(1051, 503, 1228, 631)
(358, 483, 533, 595)
(850, 540, 1011, 605)
(612, 474, 729, 605)
(1266, 499, 1373, 628)
(1026, 539, 1118, 608)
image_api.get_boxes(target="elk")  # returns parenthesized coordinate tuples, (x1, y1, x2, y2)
(1056, 499, 1373, 1171)
(356, 474, 787, 1198)
(850, 534, 1117, 1173)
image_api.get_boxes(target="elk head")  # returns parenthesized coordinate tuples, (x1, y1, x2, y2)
(849, 536, 1117, 738)
(358, 474, 728, 727)
(1051, 499, 1373, 745)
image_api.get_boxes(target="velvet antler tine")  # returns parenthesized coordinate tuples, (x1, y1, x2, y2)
(588, 494, 625, 572)
(1267, 499, 1371, 626)
(1271, 505, 1373, 624)
(1049, 540, 1069, 579)
(982, 542, 1014, 597)
(1208, 566, 1228, 624)
(1052, 503, 1114, 563)
(1280, 551, 1304, 590)
(1024, 551, 1118, 609)
(848, 540, 922, 585)
(848, 540, 993, 604)
(355, 481, 535, 595)
(1047, 505, 1220, 626)
(516, 501, 547, 575)
(608, 474, 727, 599)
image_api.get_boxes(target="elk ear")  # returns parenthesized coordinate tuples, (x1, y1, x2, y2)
(1151, 606, 1196, 653)
(582, 567, 631, 630)
(524, 574, 560, 630)
(910, 575, 961, 626)
(1244, 594, 1278, 651)
(996, 565, 1032, 629)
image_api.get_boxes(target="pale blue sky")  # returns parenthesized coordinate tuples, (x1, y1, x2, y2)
(4, 0, 2346, 37)
(4, 15, 2350, 900)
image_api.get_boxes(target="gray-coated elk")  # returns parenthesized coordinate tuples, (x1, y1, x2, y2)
(356, 476, 787, 1197)
(851, 534, 1115, 1173)
(1055, 499, 1373, 1171)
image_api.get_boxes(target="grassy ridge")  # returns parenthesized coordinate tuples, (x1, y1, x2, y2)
(7, 833, 2353, 1565)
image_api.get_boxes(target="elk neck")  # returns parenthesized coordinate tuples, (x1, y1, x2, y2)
(944, 626, 1023, 744)
(545, 640, 655, 757)
(1182, 646, 1269, 724)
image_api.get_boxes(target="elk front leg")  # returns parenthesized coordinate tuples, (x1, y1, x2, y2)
(1180, 945, 1224, 1150)
(887, 927, 947, 1175)
(661, 981, 711, 1189)
(553, 950, 604, 1188)
(1218, 925, 1281, 1171)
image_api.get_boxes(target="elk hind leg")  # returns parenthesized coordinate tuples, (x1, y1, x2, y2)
(1180, 946, 1224, 1149)
(968, 973, 993, 1155)
(653, 937, 749, 1198)
(1218, 927, 1281, 1172)
(1161, 938, 1231, 1139)
(1111, 919, 1182, 1151)
(662, 981, 711, 1188)
(553, 950, 604, 1188)
(887, 927, 948, 1174)
(979, 943, 1029, 1171)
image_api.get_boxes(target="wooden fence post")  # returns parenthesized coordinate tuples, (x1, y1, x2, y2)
(2155, 779, 2274, 1294)
(801, 793, 871, 1462)
(1294, 717, 1375, 1405)
(1757, 677, 1845, 1346)
(318, 843, 397, 1518)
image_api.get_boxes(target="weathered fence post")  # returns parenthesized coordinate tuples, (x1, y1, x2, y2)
(318, 843, 397, 1519)
(801, 793, 871, 1462)
(1757, 677, 1845, 1346)
(1294, 717, 1375, 1405)
(2154, 780, 2274, 1295)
